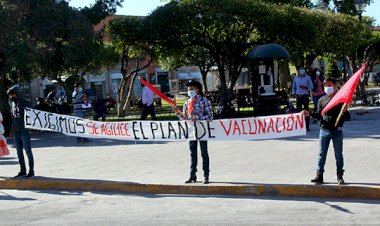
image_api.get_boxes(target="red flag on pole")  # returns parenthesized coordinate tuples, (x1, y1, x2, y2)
(321, 64, 366, 115)
(139, 77, 177, 106)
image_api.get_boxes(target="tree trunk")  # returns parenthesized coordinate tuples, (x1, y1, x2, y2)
(279, 60, 291, 90)
(117, 76, 128, 117)
(200, 69, 209, 93)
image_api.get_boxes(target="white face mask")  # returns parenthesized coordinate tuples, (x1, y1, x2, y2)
(324, 86, 335, 95)
(188, 90, 197, 98)
(78, 87, 83, 93)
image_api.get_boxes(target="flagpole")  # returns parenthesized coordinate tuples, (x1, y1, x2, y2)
(335, 103, 347, 127)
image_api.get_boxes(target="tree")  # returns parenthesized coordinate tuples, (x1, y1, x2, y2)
(147, 0, 265, 101)
(147, 0, 372, 106)
(80, 0, 124, 25)
(107, 16, 154, 116)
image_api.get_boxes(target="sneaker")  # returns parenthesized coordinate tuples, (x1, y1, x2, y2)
(311, 173, 324, 184)
(26, 171, 35, 178)
(337, 174, 345, 185)
(14, 172, 27, 178)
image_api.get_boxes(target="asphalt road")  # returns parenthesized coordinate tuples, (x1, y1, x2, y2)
(1, 189, 380, 225)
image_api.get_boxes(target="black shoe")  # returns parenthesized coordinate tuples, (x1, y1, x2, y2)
(311, 173, 324, 184)
(185, 176, 197, 183)
(337, 174, 345, 185)
(14, 172, 27, 178)
(27, 171, 35, 178)
(203, 177, 209, 184)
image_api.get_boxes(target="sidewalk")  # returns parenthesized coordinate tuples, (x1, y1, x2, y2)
(1, 106, 380, 199)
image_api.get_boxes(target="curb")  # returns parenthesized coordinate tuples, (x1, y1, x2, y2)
(1, 179, 380, 199)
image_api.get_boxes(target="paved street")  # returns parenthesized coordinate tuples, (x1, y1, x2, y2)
(1, 189, 380, 225)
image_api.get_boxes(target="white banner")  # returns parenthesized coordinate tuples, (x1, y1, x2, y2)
(25, 108, 306, 141)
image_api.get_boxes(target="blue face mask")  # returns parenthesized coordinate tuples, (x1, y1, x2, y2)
(299, 69, 305, 76)
(188, 90, 197, 98)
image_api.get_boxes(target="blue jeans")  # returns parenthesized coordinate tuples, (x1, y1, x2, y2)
(189, 140, 209, 177)
(13, 130, 34, 173)
(317, 129, 344, 175)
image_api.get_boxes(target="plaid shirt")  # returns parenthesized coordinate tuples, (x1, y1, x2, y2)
(177, 95, 213, 121)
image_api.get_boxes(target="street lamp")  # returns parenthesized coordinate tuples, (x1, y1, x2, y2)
(336, 0, 344, 13)
(354, 0, 368, 21)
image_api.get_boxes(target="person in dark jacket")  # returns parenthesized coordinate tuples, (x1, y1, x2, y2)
(310, 78, 348, 185)
(93, 97, 107, 121)
(7, 85, 35, 178)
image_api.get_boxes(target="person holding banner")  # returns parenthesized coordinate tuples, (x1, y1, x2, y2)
(72, 83, 91, 143)
(292, 66, 313, 131)
(173, 80, 213, 184)
(7, 86, 35, 178)
(310, 78, 348, 185)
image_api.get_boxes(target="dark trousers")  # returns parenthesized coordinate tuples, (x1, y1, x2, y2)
(13, 131, 34, 173)
(94, 112, 106, 121)
(141, 104, 157, 120)
(296, 94, 310, 130)
(189, 140, 209, 177)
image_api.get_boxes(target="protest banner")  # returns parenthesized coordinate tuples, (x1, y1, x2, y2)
(25, 108, 306, 141)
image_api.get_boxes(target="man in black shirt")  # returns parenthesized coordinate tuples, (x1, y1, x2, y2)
(310, 78, 348, 185)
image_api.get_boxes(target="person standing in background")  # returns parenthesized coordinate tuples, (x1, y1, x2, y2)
(72, 83, 90, 143)
(292, 66, 314, 131)
(311, 70, 325, 123)
(140, 78, 157, 120)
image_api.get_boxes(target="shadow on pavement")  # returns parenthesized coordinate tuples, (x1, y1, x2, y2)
(0, 191, 36, 201)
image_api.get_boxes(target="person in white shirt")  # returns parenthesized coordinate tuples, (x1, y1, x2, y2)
(140, 78, 157, 120)
(292, 66, 314, 131)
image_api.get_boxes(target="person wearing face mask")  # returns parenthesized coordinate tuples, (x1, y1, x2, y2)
(291, 66, 314, 131)
(309, 78, 348, 185)
(72, 83, 90, 143)
(140, 78, 157, 120)
(6, 85, 35, 178)
(173, 80, 213, 184)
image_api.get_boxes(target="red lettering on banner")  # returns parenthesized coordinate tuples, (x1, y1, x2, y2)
(124, 123, 131, 136)
(248, 119, 257, 134)
(87, 122, 99, 135)
(233, 120, 241, 135)
(219, 120, 232, 136)
(296, 114, 305, 129)
(275, 117, 282, 133)
(119, 123, 124, 136)
(241, 120, 248, 135)
(287, 115, 294, 131)
(267, 118, 275, 133)
(258, 119, 266, 134)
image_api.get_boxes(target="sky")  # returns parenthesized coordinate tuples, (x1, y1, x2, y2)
(68, 0, 380, 25)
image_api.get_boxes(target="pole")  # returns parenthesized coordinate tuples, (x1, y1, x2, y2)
(335, 103, 347, 127)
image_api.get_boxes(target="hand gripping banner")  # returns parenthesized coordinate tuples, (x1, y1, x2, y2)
(24, 108, 306, 141)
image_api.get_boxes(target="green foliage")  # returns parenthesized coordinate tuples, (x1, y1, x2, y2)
(80, 0, 124, 25)
(261, 0, 313, 8)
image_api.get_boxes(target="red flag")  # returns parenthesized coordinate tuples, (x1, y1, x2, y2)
(139, 77, 177, 106)
(321, 64, 366, 115)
